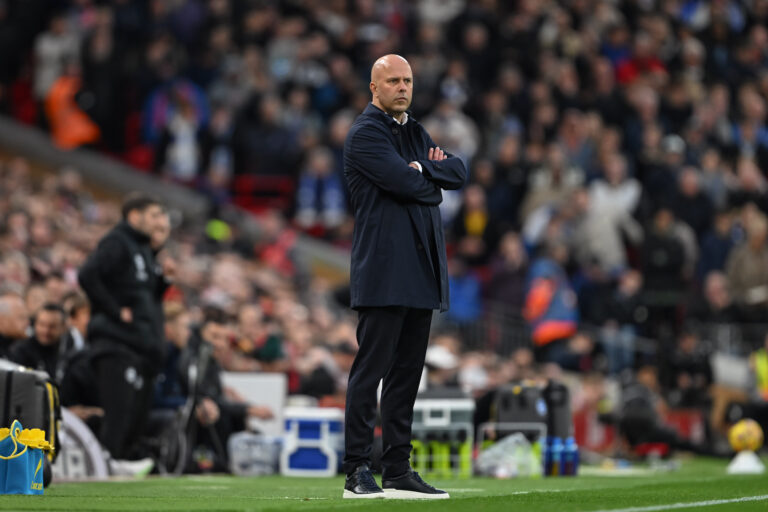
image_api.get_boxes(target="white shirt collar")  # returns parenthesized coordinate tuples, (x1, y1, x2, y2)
(393, 113, 408, 125)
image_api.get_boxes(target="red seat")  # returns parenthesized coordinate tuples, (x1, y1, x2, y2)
(633, 442, 670, 458)
(233, 174, 295, 214)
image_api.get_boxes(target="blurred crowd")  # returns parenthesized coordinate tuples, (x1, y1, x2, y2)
(2, 0, 768, 459)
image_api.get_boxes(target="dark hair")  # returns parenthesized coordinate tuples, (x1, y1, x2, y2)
(45, 271, 65, 282)
(202, 306, 231, 327)
(35, 302, 66, 322)
(62, 292, 89, 318)
(121, 193, 162, 221)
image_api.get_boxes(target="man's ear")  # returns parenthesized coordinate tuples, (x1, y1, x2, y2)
(369, 81, 377, 97)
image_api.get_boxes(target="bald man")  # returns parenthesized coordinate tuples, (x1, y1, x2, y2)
(342, 55, 466, 499)
(0, 292, 30, 357)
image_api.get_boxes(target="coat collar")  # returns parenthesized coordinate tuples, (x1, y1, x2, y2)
(363, 103, 417, 126)
(117, 220, 151, 244)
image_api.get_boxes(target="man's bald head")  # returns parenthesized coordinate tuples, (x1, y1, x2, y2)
(370, 54, 410, 82)
(370, 54, 413, 121)
(0, 292, 29, 339)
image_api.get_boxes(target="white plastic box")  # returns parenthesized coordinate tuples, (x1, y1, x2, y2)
(279, 407, 344, 477)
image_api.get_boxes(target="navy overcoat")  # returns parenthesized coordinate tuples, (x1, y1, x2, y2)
(344, 103, 467, 312)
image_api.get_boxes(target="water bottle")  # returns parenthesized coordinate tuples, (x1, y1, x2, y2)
(546, 437, 563, 476)
(561, 436, 579, 476)
(542, 436, 553, 476)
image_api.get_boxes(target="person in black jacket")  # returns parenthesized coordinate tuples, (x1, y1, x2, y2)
(77, 193, 168, 460)
(342, 54, 466, 500)
(8, 302, 67, 382)
(177, 307, 272, 471)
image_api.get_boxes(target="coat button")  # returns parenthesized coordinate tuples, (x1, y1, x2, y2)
(417, 243, 424, 250)
(391, 128, 399, 135)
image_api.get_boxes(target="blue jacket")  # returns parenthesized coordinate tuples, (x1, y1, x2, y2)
(344, 104, 467, 311)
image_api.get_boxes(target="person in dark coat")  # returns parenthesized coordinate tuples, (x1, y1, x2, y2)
(342, 54, 466, 500)
(8, 303, 67, 382)
(77, 193, 168, 461)
(176, 307, 273, 472)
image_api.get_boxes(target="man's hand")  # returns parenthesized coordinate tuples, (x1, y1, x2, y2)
(195, 397, 220, 426)
(160, 254, 177, 281)
(428, 147, 447, 161)
(120, 307, 133, 323)
(248, 405, 274, 420)
(68, 405, 104, 421)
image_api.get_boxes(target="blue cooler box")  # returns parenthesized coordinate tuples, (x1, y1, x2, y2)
(280, 407, 344, 477)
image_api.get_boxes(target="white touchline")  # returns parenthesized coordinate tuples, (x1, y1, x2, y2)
(590, 494, 768, 512)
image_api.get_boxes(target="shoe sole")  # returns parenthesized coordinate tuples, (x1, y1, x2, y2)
(383, 489, 450, 499)
(342, 490, 385, 499)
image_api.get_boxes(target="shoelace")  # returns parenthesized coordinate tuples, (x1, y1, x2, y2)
(410, 471, 437, 491)
(358, 468, 379, 490)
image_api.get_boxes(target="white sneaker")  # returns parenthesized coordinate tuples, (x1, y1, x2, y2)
(109, 457, 154, 478)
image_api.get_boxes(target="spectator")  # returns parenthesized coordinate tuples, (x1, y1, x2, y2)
(44, 60, 101, 149)
(521, 143, 584, 223)
(589, 153, 641, 218)
(725, 212, 768, 321)
(619, 366, 710, 455)
(486, 231, 528, 309)
(672, 168, 714, 241)
(452, 184, 499, 265)
(298, 343, 356, 399)
(596, 269, 646, 375)
(154, 97, 203, 185)
(687, 271, 743, 326)
(444, 257, 483, 343)
(8, 303, 67, 382)
(523, 243, 579, 362)
(198, 105, 236, 210)
(294, 146, 346, 231)
(0, 292, 29, 358)
(33, 12, 80, 102)
(62, 291, 89, 353)
(179, 307, 273, 470)
(569, 187, 642, 277)
(154, 302, 191, 411)
(641, 206, 687, 296)
(424, 343, 460, 390)
(697, 210, 736, 278)
(236, 303, 285, 371)
(664, 330, 713, 409)
(24, 283, 48, 317)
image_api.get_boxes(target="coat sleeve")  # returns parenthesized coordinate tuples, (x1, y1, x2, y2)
(417, 131, 468, 190)
(347, 124, 443, 205)
(77, 236, 126, 321)
(7, 341, 35, 370)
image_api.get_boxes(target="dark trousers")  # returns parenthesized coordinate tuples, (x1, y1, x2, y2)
(95, 350, 155, 460)
(343, 306, 432, 478)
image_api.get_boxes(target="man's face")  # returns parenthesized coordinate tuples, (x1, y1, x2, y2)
(34, 310, 64, 346)
(238, 306, 263, 339)
(370, 56, 413, 116)
(69, 306, 90, 335)
(202, 321, 230, 351)
(129, 204, 165, 237)
(150, 212, 171, 249)
(0, 296, 29, 339)
(167, 313, 190, 348)
(143, 205, 166, 237)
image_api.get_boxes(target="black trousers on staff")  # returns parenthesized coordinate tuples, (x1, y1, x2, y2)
(343, 306, 432, 478)
(94, 347, 155, 460)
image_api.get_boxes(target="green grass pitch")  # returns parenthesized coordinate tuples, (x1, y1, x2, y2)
(1, 458, 767, 511)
